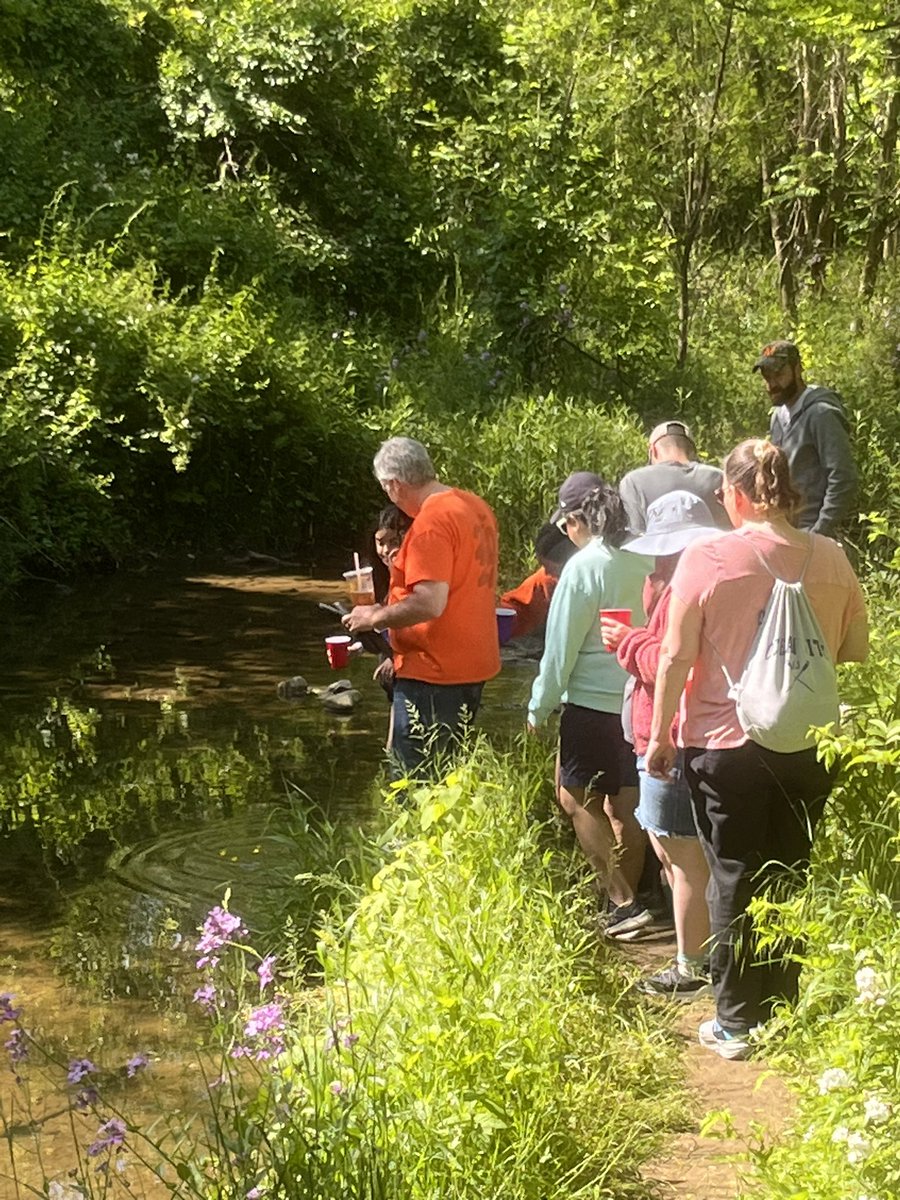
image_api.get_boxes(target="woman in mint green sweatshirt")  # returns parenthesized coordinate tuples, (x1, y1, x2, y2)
(527, 472, 652, 930)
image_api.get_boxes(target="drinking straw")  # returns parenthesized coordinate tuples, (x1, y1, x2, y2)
(353, 551, 363, 589)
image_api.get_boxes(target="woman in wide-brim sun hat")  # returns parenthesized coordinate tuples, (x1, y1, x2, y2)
(603, 489, 722, 1002)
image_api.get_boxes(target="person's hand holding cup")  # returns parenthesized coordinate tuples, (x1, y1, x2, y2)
(599, 608, 631, 653)
(325, 635, 352, 669)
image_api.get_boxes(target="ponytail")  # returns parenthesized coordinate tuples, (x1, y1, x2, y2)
(724, 439, 801, 516)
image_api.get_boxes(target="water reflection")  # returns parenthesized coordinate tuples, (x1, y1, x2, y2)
(0, 565, 534, 1000)
(0, 565, 536, 1192)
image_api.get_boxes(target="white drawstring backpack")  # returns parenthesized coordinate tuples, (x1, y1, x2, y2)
(722, 539, 840, 753)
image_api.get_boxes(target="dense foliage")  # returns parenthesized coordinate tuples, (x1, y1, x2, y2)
(3, 0, 900, 581)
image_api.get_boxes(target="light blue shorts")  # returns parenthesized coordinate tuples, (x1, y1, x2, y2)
(635, 751, 698, 840)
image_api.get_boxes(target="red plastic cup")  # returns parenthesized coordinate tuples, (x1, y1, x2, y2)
(325, 635, 352, 669)
(599, 608, 632, 652)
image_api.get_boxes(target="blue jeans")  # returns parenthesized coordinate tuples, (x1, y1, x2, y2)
(391, 679, 484, 779)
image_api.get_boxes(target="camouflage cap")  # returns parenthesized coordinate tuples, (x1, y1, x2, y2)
(752, 340, 801, 373)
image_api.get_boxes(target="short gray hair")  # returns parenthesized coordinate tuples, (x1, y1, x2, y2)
(373, 437, 436, 486)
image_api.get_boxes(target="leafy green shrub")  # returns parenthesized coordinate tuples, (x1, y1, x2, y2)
(0, 241, 380, 575)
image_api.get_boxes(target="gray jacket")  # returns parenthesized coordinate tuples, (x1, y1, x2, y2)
(769, 385, 857, 536)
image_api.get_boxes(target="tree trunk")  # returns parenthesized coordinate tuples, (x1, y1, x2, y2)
(861, 40, 900, 299)
(755, 59, 798, 316)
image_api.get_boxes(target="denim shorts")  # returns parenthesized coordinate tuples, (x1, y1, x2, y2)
(636, 751, 698, 839)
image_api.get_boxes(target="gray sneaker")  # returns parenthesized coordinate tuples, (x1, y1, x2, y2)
(604, 901, 655, 940)
(635, 963, 712, 1003)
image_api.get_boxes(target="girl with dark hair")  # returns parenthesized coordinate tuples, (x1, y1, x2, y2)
(370, 504, 413, 707)
(527, 472, 653, 932)
(647, 438, 868, 1058)
(371, 503, 413, 605)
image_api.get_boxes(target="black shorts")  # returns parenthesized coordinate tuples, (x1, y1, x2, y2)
(558, 703, 637, 794)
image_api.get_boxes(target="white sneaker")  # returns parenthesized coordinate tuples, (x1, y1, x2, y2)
(697, 1018, 752, 1061)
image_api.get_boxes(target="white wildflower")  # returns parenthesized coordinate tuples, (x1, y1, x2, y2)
(831, 1124, 850, 1143)
(863, 1095, 891, 1125)
(847, 1131, 871, 1164)
(48, 1183, 85, 1200)
(855, 966, 886, 1005)
(819, 1067, 852, 1094)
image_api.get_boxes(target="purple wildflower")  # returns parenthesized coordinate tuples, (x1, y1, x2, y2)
(257, 955, 277, 990)
(195, 905, 247, 969)
(246, 1188, 264, 1199)
(88, 1117, 126, 1157)
(341, 1032, 360, 1049)
(67, 1058, 98, 1084)
(0, 994, 20, 1023)
(323, 1029, 336, 1052)
(252, 1044, 283, 1062)
(76, 1086, 100, 1110)
(193, 982, 217, 1011)
(5, 1028, 27, 1064)
(242, 1002, 285, 1060)
(329, 1080, 344, 1096)
(125, 1054, 148, 1078)
(244, 1003, 283, 1038)
(229, 1001, 286, 1062)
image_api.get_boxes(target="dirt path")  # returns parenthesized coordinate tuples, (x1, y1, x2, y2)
(629, 933, 792, 1199)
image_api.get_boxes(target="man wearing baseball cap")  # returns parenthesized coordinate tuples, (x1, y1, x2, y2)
(619, 420, 731, 536)
(753, 339, 857, 536)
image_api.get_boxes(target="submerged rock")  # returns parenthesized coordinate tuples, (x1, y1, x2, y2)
(276, 676, 309, 700)
(320, 689, 361, 714)
(320, 678, 355, 696)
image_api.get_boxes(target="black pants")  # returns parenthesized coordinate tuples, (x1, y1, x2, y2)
(684, 742, 835, 1033)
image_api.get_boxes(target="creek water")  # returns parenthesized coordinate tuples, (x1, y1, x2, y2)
(0, 562, 536, 1195)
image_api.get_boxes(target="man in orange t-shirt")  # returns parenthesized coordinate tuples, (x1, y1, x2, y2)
(344, 436, 500, 777)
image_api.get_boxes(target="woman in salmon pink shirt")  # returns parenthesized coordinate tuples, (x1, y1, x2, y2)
(646, 440, 868, 1060)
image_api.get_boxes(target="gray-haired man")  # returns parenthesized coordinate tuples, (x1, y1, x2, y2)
(344, 437, 500, 777)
